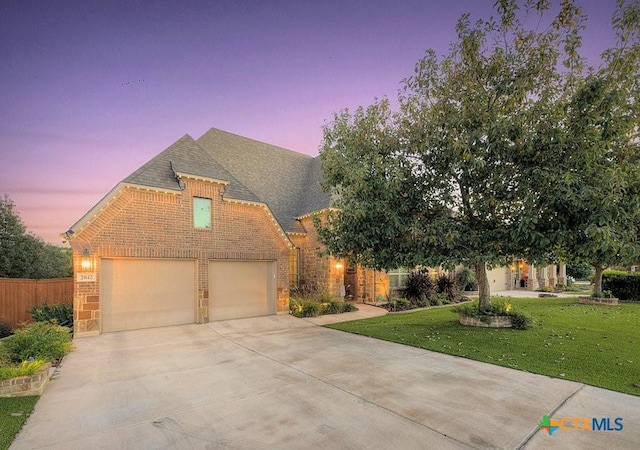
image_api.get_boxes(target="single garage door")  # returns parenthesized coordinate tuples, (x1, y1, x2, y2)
(100, 259, 196, 332)
(209, 260, 275, 321)
(487, 267, 509, 292)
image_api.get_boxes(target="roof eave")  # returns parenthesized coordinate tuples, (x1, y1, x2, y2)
(63, 182, 181, 240)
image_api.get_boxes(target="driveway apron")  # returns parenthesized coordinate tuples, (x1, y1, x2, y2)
(10, 315, 640, 449)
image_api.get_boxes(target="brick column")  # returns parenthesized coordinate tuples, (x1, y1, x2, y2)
(538, 266, 547, 289)
(528, 264, 537, 291)
(558, 263, 567, 285)
(548, 264, 557, 287)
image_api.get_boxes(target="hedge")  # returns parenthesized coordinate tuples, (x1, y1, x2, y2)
(602, 271, 640, 302)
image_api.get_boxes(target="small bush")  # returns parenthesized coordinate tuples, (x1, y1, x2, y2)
(0, 360, 46, 381)
(592, 290, 614, 299)
(321, 300, 343, 315)
(321, 300, 357, 315)
(29, 302, 73, 329)
(291, 295, 357, 317)
(387, 298, 413, 312)
(0, 343, 11, 366)
(540, 285, 554, 292)
(436, 273, 461, 303)
(403, 271, 435, 304)
(3, 321, 72, 363)
(0, 321, 12, 339)
(455, 268, 478, 291)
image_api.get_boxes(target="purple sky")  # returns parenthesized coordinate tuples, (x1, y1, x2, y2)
(0, 0, 618, 245)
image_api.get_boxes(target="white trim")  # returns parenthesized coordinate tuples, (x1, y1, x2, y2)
(63, 183, 181, 240)
(297, 207, 337, 220)
(174, 172, 229, 186)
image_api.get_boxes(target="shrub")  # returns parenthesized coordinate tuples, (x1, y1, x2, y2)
(0, 343, 11, 366)
(602, 271, 640, 301)
(387, 298, 413, 312)
(540, 285, 554, 292)
(0, 321, 12, 339)
(290, 298, 319, 317)
(436, 273, 460, 303)
(3, 321, 72, 363)
(0, 360, 46, 381)
(29, 302, 73, 328)
(455, 268, 478, 291)
(567, 262, 594, 280)
(403, 271, 435, 304)
(321, 300, 356, 315)
(321, 300, 357, 314)
(592, 290, 614, 299)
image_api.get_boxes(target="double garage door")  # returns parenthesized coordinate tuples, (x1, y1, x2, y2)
(100, 259, 275, 332)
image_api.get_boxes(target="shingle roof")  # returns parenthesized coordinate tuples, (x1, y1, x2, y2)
(122, 134, 260, 202)
(120, 128, 330, 233)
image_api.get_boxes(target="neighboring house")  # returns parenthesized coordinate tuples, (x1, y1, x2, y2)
(63, 128, 387, 336)
(389, 261, 567, 294)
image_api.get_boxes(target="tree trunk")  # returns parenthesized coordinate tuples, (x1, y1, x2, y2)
(474, 261, 491, 310)
(593, 265, 604, 295)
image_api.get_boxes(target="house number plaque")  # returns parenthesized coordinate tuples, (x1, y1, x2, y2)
(76, 273, 96, 282)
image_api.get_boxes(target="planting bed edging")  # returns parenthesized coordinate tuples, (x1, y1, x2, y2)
(0, 363, 52, 398)
(458, 314, 513, 328)
(578, 296, 619, 306)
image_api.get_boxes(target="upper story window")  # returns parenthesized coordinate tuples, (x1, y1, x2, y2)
(193, 197, 211, 229)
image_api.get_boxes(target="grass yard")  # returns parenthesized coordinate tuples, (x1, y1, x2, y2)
(327, 297, 640, 396)
(0, 396, 38, 450)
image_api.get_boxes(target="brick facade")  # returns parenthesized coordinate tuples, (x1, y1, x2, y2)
(69, 178, 291, 335)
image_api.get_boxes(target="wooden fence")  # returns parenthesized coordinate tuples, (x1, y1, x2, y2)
(0, 278, 74, 329)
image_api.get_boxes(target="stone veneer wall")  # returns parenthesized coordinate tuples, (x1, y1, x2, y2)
(290, 215, 389, 302)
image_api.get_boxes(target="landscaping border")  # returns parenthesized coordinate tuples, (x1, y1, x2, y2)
(0, 363, 51, 398)
(578, 296, 619, 306)
(458, 314, 513, 328)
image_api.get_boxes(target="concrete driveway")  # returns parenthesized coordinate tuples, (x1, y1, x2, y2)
(11, 314, 640, 449)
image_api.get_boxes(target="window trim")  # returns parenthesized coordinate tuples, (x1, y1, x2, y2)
(193, 197, 212, 229)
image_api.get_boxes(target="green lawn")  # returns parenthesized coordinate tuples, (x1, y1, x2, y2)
(327, 298, 640, 396)
(0, 396, 38, 450)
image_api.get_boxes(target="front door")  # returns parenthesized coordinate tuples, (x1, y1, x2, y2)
(344, 262, 358, 300)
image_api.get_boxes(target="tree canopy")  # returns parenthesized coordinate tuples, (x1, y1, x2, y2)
(531, 0, 640, 293)
(0, 195, 72, 279)
(317, 0, 639, 307)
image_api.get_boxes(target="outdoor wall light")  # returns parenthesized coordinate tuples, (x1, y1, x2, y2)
(81, 249, 92, 270)
(335, 262, 344, 270)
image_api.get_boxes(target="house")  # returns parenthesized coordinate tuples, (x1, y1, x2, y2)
(63, 128, 387, 336)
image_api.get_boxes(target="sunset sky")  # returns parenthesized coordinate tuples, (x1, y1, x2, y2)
(0, 0, 619, 245)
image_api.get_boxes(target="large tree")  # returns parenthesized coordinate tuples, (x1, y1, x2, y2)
(0, 195, 72, 279)
(318, 0, 585, 309)
(534, 0, 640, 294)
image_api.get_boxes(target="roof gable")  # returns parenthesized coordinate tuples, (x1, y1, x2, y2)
(66, 129, 331, 238)
(196, 128, 330, 232)
(123, 134, 260, 202)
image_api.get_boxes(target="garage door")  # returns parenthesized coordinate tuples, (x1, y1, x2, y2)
(209, 261, 275, 321)
(100, 259, 196, 332)
(487, 267, 509, 292)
